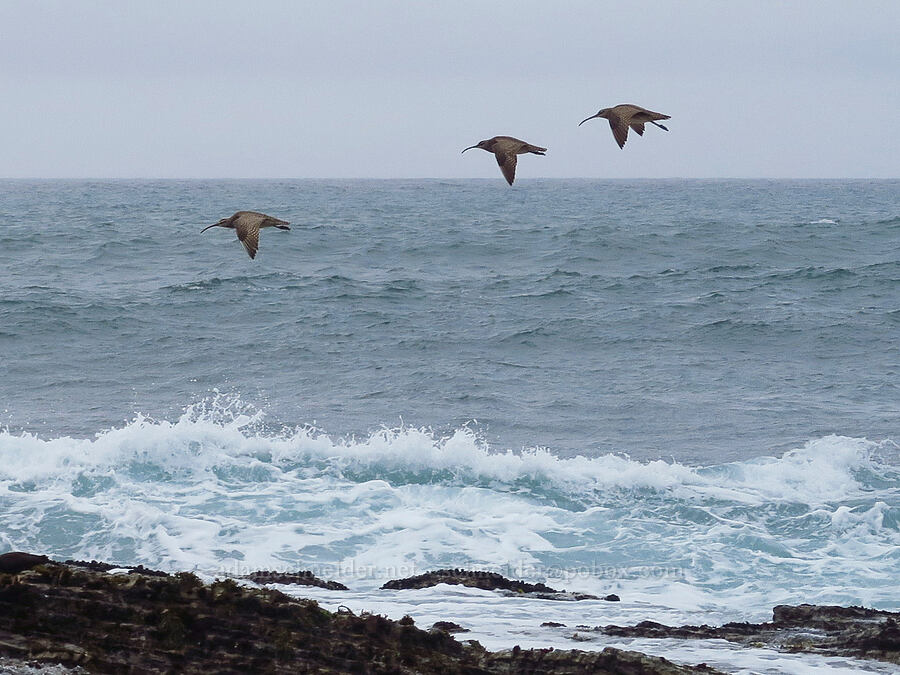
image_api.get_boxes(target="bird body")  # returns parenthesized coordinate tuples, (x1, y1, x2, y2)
(462, 136, 547, 185)
(200, 211, 290, 259)
(579, 104, 670, 149)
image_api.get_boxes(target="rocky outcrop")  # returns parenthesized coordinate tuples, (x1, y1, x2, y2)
(381, 568, 602, 600)
(482, 646, 722, 674)
(0, 552, 50, 573)
(242, 570, 349, 590)
(596, 603, 900, 665)
(382, 568, 559, 593)
(0, 557, 718, 674)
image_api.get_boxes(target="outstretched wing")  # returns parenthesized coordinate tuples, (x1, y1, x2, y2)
(608, 114, 629, 148)
(236, 223, 260, 259)
(261, 216, 290, 230)
(495, 151, 517, 185)
(629, 123, 645, 136)
(632, 109, 671, 123)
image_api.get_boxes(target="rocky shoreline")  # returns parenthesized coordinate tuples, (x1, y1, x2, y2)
(2, 552, 898, 673)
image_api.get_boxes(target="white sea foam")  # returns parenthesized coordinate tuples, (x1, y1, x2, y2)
(1, 402, 899, 624)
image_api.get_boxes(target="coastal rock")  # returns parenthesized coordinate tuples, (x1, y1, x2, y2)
(242, 570, 349, 590)
(64, 558, 170, 577)
(597, 604, 900, 665)
(0, 556, 718, 674)
(430, 621, 469, 634)
(0, 552, 50, 574)
(382, 568, 558, 593)
(482, 646, 722, 674)
(381, 568, 600, 600)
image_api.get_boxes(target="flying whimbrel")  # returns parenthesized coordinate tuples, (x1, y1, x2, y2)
(200, 211, 290, 259)
(578, 104, 670, 149)
(461, 136, 547, 185)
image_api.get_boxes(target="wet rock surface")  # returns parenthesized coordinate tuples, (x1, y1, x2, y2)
(0, 557, 718, 674)
(3, 556, 897, 672)
(381, 568, 601, 600)
(0, 552, 50, 574)
(430, 620, 469, 634)
(242, 570, 349, 590)
(597, 603, 900, 665)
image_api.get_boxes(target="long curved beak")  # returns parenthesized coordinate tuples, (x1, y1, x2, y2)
(578, 114, 600, 127)
(461, 145, 478, 153)
(200, 223, 218, 233)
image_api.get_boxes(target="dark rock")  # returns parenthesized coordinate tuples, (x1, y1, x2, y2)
(597, 604, 900, 665)
(0, 552, 50, 573)
(382, 568, 558, 593)
(431, 621, 469, 634)
(541, 621, 566, 627)
(381, 568, 604, 601)
(62, 558, 117, 572)
(603, 594, 621, 602)
(483, 646, 723, 674)
(501, 590, 601, 601)
(64, 558, 170, 577)
(0, 554, 721, 674)
(772, 603, 896, 627)
(242, 569, 348, 590)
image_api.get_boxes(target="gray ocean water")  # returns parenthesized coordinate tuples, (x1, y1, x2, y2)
(2, 181, 900, 674)
(1, 179, 898, 462)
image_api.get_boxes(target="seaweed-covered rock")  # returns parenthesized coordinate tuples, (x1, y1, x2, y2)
(430, 621, 469, 634)
(383, 568, 600, 598)
(242, 570, 348, 590)
(64, 558, 170, 577)
(597, 604, 900, 665)
(382, 568, 558, 593)
(0, 552, 50, 573)
(483, 646, 722, 674)
(0, 555, 720, 674)
(382, 569, 603, 601)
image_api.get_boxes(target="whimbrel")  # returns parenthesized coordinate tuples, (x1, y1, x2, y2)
(200, 211, 290, 259)
(461, 136, 547, 185)
(579, 104, 670, 149)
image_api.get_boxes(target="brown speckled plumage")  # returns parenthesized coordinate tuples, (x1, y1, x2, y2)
(579, 104, 670, 149)
(200, 211, 290, 259)
(461, 136, 547, 185)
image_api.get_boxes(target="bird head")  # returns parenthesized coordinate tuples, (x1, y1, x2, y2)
(578, 109, 610, 126)
(461, 139, 492, 153)
(200, 216, 231, 233)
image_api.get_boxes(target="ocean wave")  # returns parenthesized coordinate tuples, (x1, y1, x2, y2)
(1, 397, 895, 505)
(2, 398, 898, 609)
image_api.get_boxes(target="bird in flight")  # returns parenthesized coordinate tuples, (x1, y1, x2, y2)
(200, 211, 290, 259)
(462, 136, 547, 185)
(579, 104, 670, 149)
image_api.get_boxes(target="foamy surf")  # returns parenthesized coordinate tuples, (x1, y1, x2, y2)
(2, 398, 898, 627)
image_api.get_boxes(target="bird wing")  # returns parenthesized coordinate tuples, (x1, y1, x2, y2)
(631, 109, 670, 123)
(261, 215, 290, 229)
(607, 114, 629, 148)
(630, 123, 645, 136)
(495, 151, 517, 185)
(236, 223, 260, 259)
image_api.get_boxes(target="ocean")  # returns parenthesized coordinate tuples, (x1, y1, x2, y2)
(1, 179, 899, 673)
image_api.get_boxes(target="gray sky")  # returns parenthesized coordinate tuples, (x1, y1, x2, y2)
(1, 0, 898, 178)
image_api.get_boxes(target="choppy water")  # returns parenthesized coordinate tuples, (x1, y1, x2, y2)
(1, 179, 899, 673)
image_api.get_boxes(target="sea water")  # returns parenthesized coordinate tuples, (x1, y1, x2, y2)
(1, 179, 899, 673)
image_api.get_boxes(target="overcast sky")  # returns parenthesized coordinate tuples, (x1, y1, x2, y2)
(1, 1, 898, 178)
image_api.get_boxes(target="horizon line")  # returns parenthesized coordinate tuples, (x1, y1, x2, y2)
(2, 176, 898, 181)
